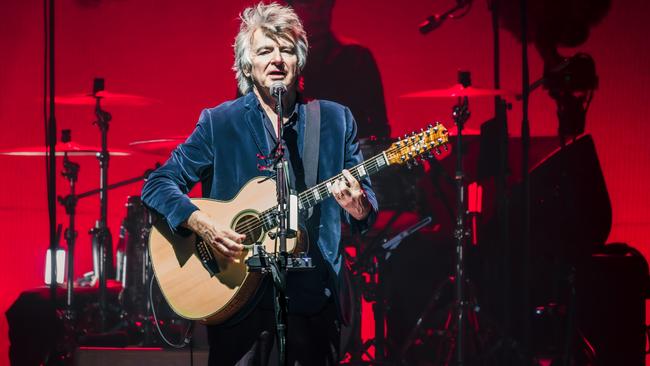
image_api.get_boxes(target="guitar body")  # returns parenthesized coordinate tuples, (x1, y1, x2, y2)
(149, 177, 298, 324)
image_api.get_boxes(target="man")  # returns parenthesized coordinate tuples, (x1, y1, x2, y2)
(287, 0, 391, 139)
(142, 3, 377, 365)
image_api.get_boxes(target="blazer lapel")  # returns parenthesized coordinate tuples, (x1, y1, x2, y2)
(243, 93, 271, 157)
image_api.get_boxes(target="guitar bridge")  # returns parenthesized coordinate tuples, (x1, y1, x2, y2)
(196, 239, 220, 276)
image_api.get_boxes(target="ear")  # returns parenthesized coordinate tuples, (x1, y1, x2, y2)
(242, 65, 252, 78)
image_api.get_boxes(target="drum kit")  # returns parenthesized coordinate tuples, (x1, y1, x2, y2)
(3, 76, 535, 361)
(1, 85, 183, 346)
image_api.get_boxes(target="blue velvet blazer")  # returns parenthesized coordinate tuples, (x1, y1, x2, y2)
(141, 92, 378, 278)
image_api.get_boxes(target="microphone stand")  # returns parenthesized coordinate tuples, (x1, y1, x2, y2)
(246, 85, 314, 366)
(273, 86, 290, 366)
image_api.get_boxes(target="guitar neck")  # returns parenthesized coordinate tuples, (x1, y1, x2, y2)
(255, 122, 447, 233)
(298, 151, 392, 211)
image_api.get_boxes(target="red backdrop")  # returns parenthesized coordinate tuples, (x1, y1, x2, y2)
(1, 1, 649, 364)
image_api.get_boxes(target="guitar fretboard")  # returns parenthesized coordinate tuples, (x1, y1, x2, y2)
(253, 151, 391, 234)
(298, 151, 390, 210)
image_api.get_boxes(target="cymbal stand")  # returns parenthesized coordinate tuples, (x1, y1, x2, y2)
(58, 151, 80, 319)
(450, 71, 473, 366)
(91, 78, 113, 331)
(54, 134, 81, 364)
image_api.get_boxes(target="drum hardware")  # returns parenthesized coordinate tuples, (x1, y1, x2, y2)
(54, 136, 158, 343)
(400, 70, 485, 365)
(116, 195, 175, 346)
(399, 275, 484, 366)
(345, 216, 433, 365)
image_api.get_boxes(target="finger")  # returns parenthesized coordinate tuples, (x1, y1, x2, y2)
(341, 169, 358, 188)
(224, 228, 246, 243)
(339, 179, 352, 197)
(331, 183, 341, 198)
(219, 237, 245, 253)
(209, 241, 238, 259)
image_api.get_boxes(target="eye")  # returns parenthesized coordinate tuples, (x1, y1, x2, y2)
(281, 47, 295, 55)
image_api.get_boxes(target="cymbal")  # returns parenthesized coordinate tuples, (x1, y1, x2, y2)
(0, 141, 132, 156)
(54, 91, 159, 106)
(129, 136, 186, 155)
(401, 84, 515, 98)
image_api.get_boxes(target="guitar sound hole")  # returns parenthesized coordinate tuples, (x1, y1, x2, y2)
(233, 213, 264, 246)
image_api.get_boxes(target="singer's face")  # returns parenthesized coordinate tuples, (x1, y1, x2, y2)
(248, 29, 298, 96)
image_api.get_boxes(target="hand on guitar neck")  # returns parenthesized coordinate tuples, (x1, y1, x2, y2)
(185, 210, 246, 262)
(331, 169, 372, 221)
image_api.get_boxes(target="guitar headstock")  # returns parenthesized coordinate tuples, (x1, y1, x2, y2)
(386, 122, 449, 166)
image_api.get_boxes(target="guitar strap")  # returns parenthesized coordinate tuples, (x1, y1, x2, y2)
(302, 100, 320, 220)
(303, 99, 321, 190)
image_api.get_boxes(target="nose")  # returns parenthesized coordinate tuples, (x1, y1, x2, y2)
(271, 49, 283, 64)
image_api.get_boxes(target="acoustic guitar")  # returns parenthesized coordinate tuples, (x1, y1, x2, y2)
(149, 123, 449, 324)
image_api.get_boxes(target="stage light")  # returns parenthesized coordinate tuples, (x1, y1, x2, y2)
(45, 248, 66, 285)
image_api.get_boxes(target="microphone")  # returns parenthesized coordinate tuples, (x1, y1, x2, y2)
(419, 14, 445, 34)
(270, 81, 287, 98)
(419, 0, 471, 35)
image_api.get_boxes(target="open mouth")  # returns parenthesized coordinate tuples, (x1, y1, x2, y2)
(268, 71, 286, 79)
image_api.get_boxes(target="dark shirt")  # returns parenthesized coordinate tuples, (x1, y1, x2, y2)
(255, 98, 331, 314)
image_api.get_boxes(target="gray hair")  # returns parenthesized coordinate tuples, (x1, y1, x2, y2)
(233, 2, 309, 95)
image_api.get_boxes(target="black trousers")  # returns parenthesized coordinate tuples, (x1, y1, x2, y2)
(207, 299, 340, 366)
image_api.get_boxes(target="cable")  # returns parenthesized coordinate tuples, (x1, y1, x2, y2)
(148, 275, 194, 349)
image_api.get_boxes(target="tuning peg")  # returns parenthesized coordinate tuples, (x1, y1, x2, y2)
(400, 155, 406, 162)
(412, 159, 419, 166)
(427, 151, 434, 159)
(406, 161, 412, 170)
(435, 148, 441, 155)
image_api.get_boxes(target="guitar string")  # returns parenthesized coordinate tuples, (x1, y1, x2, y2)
(231, 132, 447, 236)
(231, 147, 400, 237)
(230, 134, 445, 237)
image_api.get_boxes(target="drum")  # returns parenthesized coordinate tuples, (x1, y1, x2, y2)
(116, 196, 152, 318)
